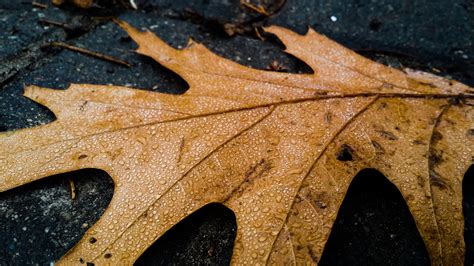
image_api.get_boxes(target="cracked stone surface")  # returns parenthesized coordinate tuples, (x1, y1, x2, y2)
(0, 0, 473, 265)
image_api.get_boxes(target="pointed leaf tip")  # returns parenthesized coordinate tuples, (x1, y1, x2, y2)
(114, 19, 147, 40)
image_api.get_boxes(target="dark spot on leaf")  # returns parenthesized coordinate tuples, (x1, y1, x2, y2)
(79, 258, 84, 264)
(404, 194, 414, 202)
(468, 129, 474, 136)
(294, 195, 302, 203)
(244, 159, 270, 180)
(314, 91, 329, 96)
(336, 144, 354, 161)
(104, 253, 112, 259)
(418, 81, 437, 88)
(377, 130, 398, 140)
(291, 208, 299, 216)
(413, 140, 425, 145)
(223, 159, 271, 201)
(416, 175, 425, 188)
(324, 112, 333, 123)
(78, 154, 88, 159)
(79, 101, 88, 111)
(448, 94, 465, 105)
(429, 170, 449, 189)
(431, 131, 443, 144)
(89, 237, 97, 244)
(378, 102, 387, 109)
(86, 263, 94, 266)
(371, 140, 385, 154)
(315, 200, 327, 209)
(429, 150, 444, 167)
(445, 118, 456, 125)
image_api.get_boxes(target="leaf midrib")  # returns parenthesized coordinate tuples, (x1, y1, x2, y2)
(3, 92, 469, 157)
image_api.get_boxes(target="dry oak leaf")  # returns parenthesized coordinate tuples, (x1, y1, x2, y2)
(52, 0, 94, 9)
(1, 20, 473, 265)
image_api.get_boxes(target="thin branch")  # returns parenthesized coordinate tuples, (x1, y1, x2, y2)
(69, 179, 76, 200)
(39, 18, 73, 30)
(32, 1, 47, 8)
(49, 42, 131, 67)
(240, 1, 270, 16)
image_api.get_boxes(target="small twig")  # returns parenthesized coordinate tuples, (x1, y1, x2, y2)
(240, 1, 270, 16)
(32, 1, 48, 8)
(129, 0, 137, 9)
(49, 42, 131, 67)
(254, 27, 264, 41)
(69, 179, 76, 200)
(39, 18, 73, 30)
(91, 16, 116, 21)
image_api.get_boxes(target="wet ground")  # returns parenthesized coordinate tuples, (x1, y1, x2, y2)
(0, 0, 473, 265)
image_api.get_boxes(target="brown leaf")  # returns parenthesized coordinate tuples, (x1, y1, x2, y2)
(1, 20, 473, 264)
(52, 0, 94, 9)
